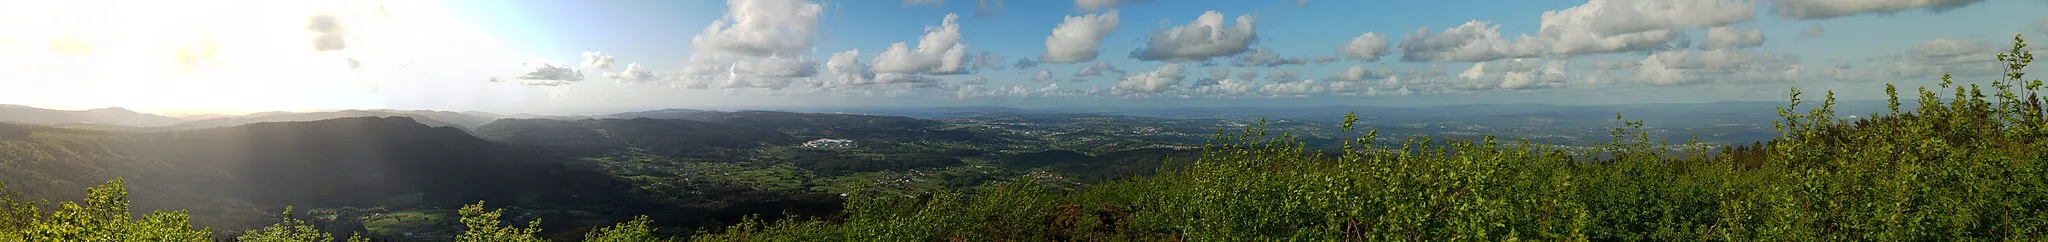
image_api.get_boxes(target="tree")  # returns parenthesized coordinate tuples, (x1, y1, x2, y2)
(455, 201, 548, 242)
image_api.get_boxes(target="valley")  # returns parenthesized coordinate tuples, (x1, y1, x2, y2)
(0, 101, 1802, 240)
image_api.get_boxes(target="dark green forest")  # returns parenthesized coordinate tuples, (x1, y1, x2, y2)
(2, 35, 2045, 241)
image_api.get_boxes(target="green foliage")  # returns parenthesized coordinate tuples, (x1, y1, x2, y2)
(455, 201, 548, 242)
(236, 207, 334, 242)
(0, 179, 213, 242)
(582, 215, 667, 242)
(684, 34, 2048, 241)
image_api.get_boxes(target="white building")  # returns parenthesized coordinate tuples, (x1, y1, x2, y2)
(804, 138, 856, 149)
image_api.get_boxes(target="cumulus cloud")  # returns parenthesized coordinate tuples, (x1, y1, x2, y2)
(1237, 69, 1260, 80)
(1450, 59, 1572, 90)
(1232, 48, 1306, 67)
(1193, 78, 1255, 97)
(606, 63, 662, 83)
(1771, 0, 1986, 20)
(1033, 69, 1054, 81)
(871, 13, 972, 75)
(1265, 68, 1300, 83)
(581, 51, 616, 69)
(491, 61, 586, 86)
(1521, 0, 1755, 57)
(1044, 10, 1120, 63)
(1330, 65, 1393, 81)
(307, 14, 347, 51)
(1703, 26, 1767, 49)
(1398, 21, 1546, 62)
(1076, 0, 1147, 11)
(1827, 38, 2023, 80)
(1631, 49, 1802, 85)
(1260, 79, 1327, 97)
(826, 49, 938, 85)
(1075, 62, 1126, 76)
(1113, 63, 1187, 93)
(1338, 32, 1392, 62)
(679, 0, 827, 89)
(1131, 11, 1257, 62)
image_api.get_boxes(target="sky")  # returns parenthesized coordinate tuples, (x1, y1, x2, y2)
(1, 0, 2046, 115)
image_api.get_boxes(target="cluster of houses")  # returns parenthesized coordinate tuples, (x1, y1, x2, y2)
(803, 138, 855, 149)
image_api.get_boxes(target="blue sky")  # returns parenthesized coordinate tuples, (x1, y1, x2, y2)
(1, 0, 2045, 115)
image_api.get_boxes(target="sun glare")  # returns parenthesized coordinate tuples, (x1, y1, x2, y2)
(0, 0, 445, 115)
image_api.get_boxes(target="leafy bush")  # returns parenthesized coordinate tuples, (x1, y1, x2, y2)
(0, 179, 214, 241)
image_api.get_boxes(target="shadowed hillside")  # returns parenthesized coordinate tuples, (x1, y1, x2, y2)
(0, 117, 640, 234)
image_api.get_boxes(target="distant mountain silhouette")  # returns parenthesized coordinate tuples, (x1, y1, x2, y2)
(0, 105, 183, 127)
(161, 109, 522, 132)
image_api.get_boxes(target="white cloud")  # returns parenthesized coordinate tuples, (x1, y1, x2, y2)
(1075, 62, 1125, 76)
(1703, 26, 1766, 49)
(1207, 68, 1230, 82)
(1131, 11, 1257, 62)
(1113, 63, 1187, 93)
(679, 0, 827, 89)
(1076, 0, 1147, 11)
(580, 51, 615, 69)
(1451, 59, 1571, 90)
(871, 13, 972, 75)
(491, 61, 585, 86)
(306, 14, 347, 51)
(1632, 49, 1802, 85)
(1557, 0, 1756, 37)
(1834, 38, 2013, 80)
(824, 49, 933, 85)
(1044, 10, 1120, 63)
(1771, 0, 1986, 20)
(1265, 68, 1300, 83)
(1193, 78, 1255, 97)
(1397, 21, 1546, 62)
(1232, 48, 1306, 67)
(1331, 65, 1393, 81)
(1033, 69, 1054, 81)
(606, 63, 662, 83)
(690, 0, 822, 58)
(1259, 79, 1326, 97)
(962, 77, 990, 85)
(1338, 32, 1392, 62)
(1532, 0, 1752, 57)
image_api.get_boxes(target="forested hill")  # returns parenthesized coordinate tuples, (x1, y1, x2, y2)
(0, 117, 638, 232)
